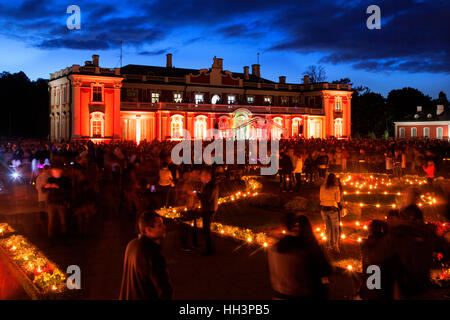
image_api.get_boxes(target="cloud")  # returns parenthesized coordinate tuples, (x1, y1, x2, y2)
(138, 48, 172, 56)
(0, 0, 448, 74)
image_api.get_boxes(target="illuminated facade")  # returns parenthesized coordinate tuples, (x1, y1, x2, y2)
(49, 54, 353, 142)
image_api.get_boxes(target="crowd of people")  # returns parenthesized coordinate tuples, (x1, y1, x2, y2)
(0, 137, 449, 300)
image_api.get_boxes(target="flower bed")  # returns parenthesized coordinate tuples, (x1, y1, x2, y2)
(0, 224, 68, 299)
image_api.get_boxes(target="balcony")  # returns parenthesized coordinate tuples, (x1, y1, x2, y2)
(120, 102, 324, 115)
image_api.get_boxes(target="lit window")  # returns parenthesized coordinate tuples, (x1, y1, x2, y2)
(170, 115, 184, 139)
(271, 117, 283, 139)
(194, 116, 208, 139)
(308, 119, 321, 138)
(247, 96, 254, 104)
(437, 127, 443, 139)
(152, 93, 160, 103)
(227, 95, 236, 105)
(334, 118, 343, 138)
(195, 94, 204, 104)
(211, 94, 220, 104)
(264, 96, 272, 105)
(292, 118, 302, 136)
(90, 112, 104, 137)
(281, 97, 288, 105)
(92, 85, 102, 102)
(335, 97, 342, 111)
(174, 93, 182, 103)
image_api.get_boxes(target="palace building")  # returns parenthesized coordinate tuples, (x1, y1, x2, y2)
(48, 54, 352, 142)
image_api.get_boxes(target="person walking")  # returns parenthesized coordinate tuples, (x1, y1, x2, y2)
(119, 211, 172, 300)
(319, 173, 341, 253)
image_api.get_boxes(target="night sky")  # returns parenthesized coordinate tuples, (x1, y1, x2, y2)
(0, 0, 449, 97)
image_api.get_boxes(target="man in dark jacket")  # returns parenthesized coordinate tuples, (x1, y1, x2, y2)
(197, 169, 219, 256)
(119, 211, 172, 300)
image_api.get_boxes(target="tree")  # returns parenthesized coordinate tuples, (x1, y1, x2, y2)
(0, 71, 49, 138)
(332, 78, 352, 85)
(304, 65, 326, 83)
(351, 88, 387, 137)
(386, 87, 433, 122)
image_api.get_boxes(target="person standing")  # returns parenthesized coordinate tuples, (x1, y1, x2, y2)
(119, 211, 172, 300)
(43, 166, 71, 244)
(197, 169, 219, 256)
(158, 162, 174, 208)
(422, 160, 435, 187)
(319, 173, 341, 253)
(35, 165, 51, 209)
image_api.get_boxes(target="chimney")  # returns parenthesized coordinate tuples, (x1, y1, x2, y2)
(166, 53, 172, 68)
(437, 105, 444, 115)
(417, 106, 422, 112)
(251, 64, 260, 78)
(303, 75, 310, 84)
(92, 54, 99, 66)
(212, 56, 223, 70)
(243, 66, 249, 80)
(279, 76, 286, 84)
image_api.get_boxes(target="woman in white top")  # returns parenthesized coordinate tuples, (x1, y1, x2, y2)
(319, 173, 341, 252)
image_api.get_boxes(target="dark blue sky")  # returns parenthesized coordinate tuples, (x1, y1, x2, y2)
(0, 0, 449, 97)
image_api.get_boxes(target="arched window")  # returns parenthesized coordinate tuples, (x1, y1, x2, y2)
(194, 115, 208, 139)
(334, 118, 343, 138)
(292, 117, 303, 136)
(90, 112, 104, 137)
(218, 116, 231, 138)
(170, 115, 184, 139)
(271, 117, 283, 139)
(211, 94, 220, 104)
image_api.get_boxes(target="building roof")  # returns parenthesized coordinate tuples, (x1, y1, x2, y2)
(399, 106, 450, 122)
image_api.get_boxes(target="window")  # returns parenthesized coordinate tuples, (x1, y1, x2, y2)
(151, 93, 160, 103)
(281, 97, 288, 106)
(423, 127, 430, 138)
(335, 97, 342, 111)
(334, 118, 343, 138)
(173, 93, 182, 103)
(218, 117, 231, 138)
(63, 87, 66, 104)
(292, 118, 302, 136)
(247, 96, 254, 104)
(170, 115, 184, 139)
(194, 116, 208, 139)
(211, 94, 220, 104)
(399, 127, 405, 138)
(195, 94, 204, 104)
(411, 127, 417, 137)
(90, 112, 104, 137)
(308, 119, 321, 138)
(292, 97, 299, 104)
(437, 127, 443, 139)
(264, 96, 272, 105)
(271, 117, 283, 139)
(227, 95, 236, 105)
(92, 85, 102, 102)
